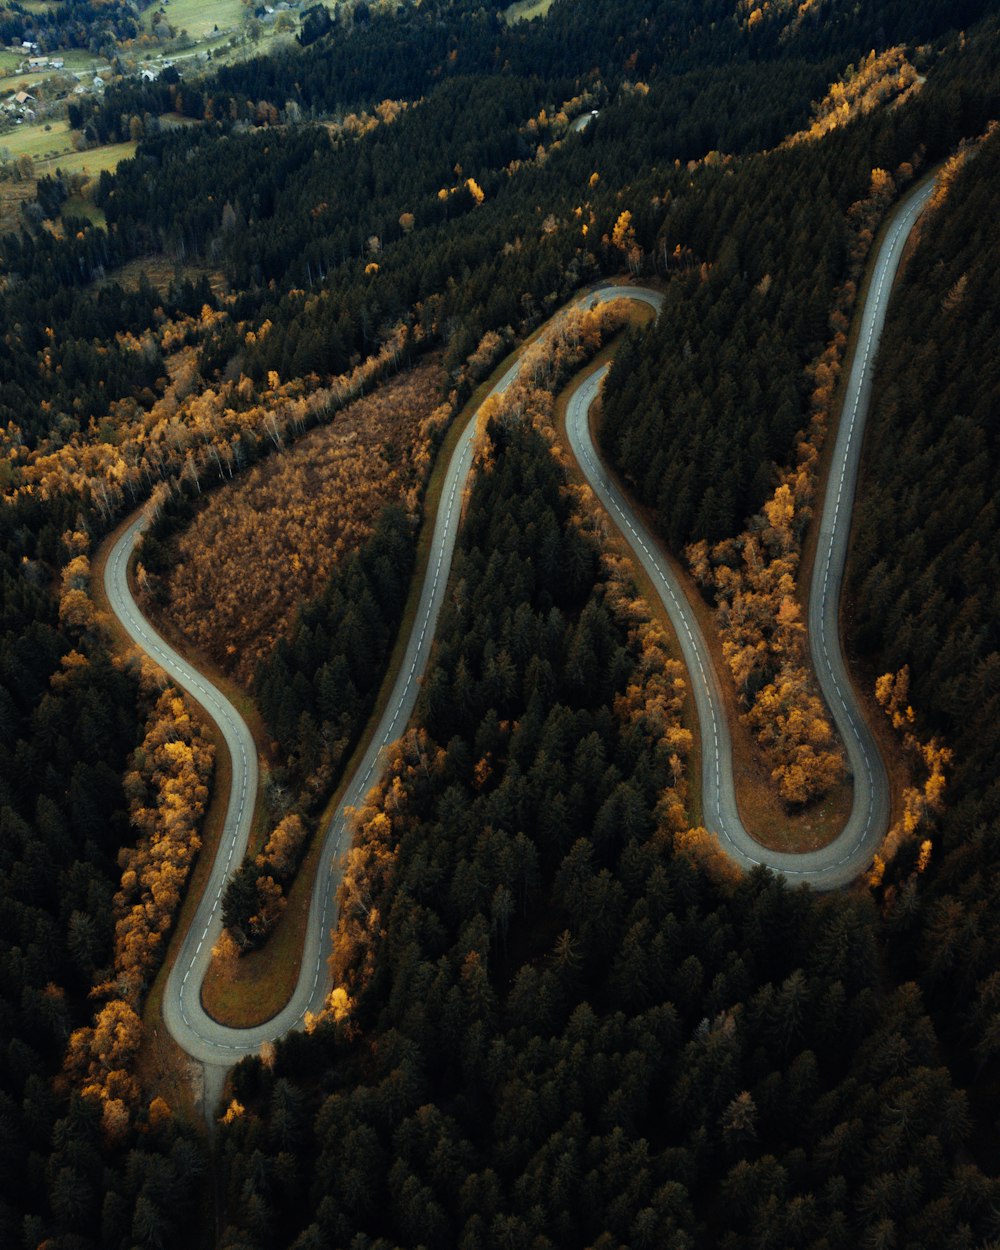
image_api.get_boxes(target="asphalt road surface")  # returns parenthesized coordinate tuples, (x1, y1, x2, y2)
(105, 175, 931, 1073)
(567, 179, 934, 888)
(104, 286, 625, 1068)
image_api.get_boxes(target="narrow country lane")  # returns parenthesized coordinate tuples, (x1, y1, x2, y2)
(104, 174, 931, 1073)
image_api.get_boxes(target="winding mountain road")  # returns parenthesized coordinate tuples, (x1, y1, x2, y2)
(104, 177, 931, 1075)
(105, 292, 616, 1068)
(569, 178, 933, 887)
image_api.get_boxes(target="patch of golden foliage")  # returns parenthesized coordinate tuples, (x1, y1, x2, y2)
(156, 359, 447, 684)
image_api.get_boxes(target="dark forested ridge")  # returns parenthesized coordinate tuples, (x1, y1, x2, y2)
(217, 418, 1000, 1250)
(2, 0, 1000, 1243)
(0, 498, 205, 1247)
(91, 0, 998, 127)
(848, 129, 1000, 1116)
(598, 22, 1000, 547)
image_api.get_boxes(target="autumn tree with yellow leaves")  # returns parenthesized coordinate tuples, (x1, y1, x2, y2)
(64, 999, 144, 1144)
(104, 678, 215, 1005)
(218, 812, 310, 950)
(221, 812, 310, 950)
(680, 155, 926, 808)
(62, 665, 213, 1140)
(610, 209, 643, 275)
(689, 478, 845, 806)
(868, 667, 951, 887)
(783, 47, 923, 147)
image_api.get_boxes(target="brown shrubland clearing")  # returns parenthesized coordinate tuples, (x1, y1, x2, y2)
(155, 357, 447, 685)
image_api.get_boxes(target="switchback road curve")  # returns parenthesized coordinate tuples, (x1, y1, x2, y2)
(105, 285, 631, 1067)
(568, 178, 934, 889)
(105, 176, 930, 1070)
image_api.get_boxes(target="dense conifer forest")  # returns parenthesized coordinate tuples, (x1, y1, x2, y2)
(217, 413, 1000, 1250)
(2, 0, 1000, 1245)
(848, 130, 1000, 1110)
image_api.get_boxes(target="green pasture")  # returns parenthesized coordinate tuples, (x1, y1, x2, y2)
(42, 140, 136, 177)
(60, 192, 107, 226)
(0, 49, 110, 92)
(502, 0, 556, 23)
(144, 0, 246, 41)
(0, 117, 74, 161)
(0, 115, 136, 175)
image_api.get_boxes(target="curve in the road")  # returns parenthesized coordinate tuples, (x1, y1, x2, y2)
(105, 176, 930, 1066)
(568, 178, 933, 889)
(105, 291, 616, 1064)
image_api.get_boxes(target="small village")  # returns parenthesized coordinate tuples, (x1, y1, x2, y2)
(2, 43, 109, 126)
(0, 0, 304, 220)
(0, 1, 305, 128)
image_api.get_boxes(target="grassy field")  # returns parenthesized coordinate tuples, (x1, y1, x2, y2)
(503, 0, 556, 22)
(110, 254, 228, 296)
(0, 48, 108, 88)
(52, 51, 102, 77)
(160, 111, 200, 127)
(0, 176, 34, 233)
(144, 0, 246, 40)
(40, 140, 136, 177)
(0, 116, 74, 161)
(44, 48, 104, 71)
(0, 115, 136, 175)
(61, 192, 106, 227)
(139, 1, 300, 75)
(0, 125, 134, 233)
